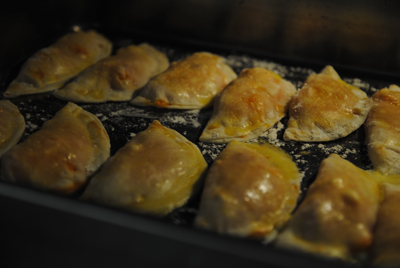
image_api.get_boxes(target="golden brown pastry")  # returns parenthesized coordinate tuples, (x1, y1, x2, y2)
(364, 85, 400, 175)
(370, 183, 400, 267)
(283, 66, 371, 142)
(275, 154, 380, 261)
(131, 52, 237, 109)
(53, 43, 169, 102)
(199, 67, 296, 143)
(195, 141, 301, 241)
(4, 30, 112, 98)
(0, 100, 25, 156)
(1, 102, 110, 194)
(81, 120, 208, 216)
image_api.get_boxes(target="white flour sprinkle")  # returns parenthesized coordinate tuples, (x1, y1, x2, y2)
(343, 77, 370, 91)
(198, 142, 225, 161)
(257, 121, 285, 147)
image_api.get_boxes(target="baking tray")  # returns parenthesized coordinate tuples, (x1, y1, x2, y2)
(1, 25, 400, 268)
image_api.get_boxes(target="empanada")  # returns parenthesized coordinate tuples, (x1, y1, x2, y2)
(1, 102, 110, 194)
(131, 52, 237, 109)
(53, 43, 169, 102)
(4, 30, 112, 98)
(275, 154, 380, 261)
(370, 183, 400, 267)
(0, 100, 25, 156)
(283, 66, 371, 142)
(195, 141, 301, 241)
(199, 67, 296, 143)
(364, 85, 400, 175)
(80, 120, 208, 216)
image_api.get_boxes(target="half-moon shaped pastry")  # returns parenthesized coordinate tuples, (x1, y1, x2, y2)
(275, 154, 380, 261)
(370, 183, 400, 267)
(283, 66, 371, 142)
(0, 100, 25, 156)
(195, 141, 301, 241)
(1, 102, 110, 195)
(53, 43, 169, 102)
(81, 120, 208, 216)
(131, 52, 237, 109)
(364, 85, 400, 175)
(199, 67, 296, 143)
(4, 30, 112, 98)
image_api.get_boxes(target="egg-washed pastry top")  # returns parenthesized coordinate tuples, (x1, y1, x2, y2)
(0, 102, 110, 195)
(131, 52, 237, 109)
(4, 30, 112, 98)
(283, 65, 371, 142)
(200, 67, 296, 143)
(195, 140, 301, 241)
(81, 120, 208, 216)
(275, 154, 380, 262)
(53, 43, 169, 103)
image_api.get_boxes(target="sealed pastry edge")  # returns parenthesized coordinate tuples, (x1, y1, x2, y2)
(0, 100, 26, 157)
(283, 66, 372, 142)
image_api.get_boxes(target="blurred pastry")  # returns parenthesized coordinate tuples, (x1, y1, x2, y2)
(4, 30, 112, 98)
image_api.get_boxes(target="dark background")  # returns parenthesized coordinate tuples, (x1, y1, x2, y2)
(1, 0, 400, 77)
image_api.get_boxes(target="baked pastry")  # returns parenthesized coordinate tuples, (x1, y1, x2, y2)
(283, 66, 371, 142)
(370, 183, 400, 267)
(1, 102, 110, 194)
(131, 52, 237, 109)
(364, 85, 400, 175)
(195, 141, 301, 241)
(199, 67, 296, 143)
(0, 100, 25, 156)
(53, 43, 169, 102)
(4, 30, 112, 98)
(275, 154, 380, 261)
(80, 120, 208, 216)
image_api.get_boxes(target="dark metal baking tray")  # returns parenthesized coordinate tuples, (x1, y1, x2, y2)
(1, 25, 400, 268)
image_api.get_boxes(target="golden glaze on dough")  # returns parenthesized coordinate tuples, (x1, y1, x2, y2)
(364, 85, 400, 175)
(0, 100, 25, 156)
(195, 141, 300, 240)
(200, 67, 296, 143)
(1, 102, 110, 194)
(81, 120, 208, 216)
(284, 66, 371, 142)
(131, 52, 237, 109)
(275, 154, 379, 261)
(4, 30, 112, 98)
(53, 43, 169, 102)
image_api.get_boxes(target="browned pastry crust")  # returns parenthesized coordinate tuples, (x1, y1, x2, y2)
(284, 66, 371, 142)
(131, 52, 237, 109)
(200, 67, 296, 143)
(4, 30, 112, 98)
(53, 43, 169, 102)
